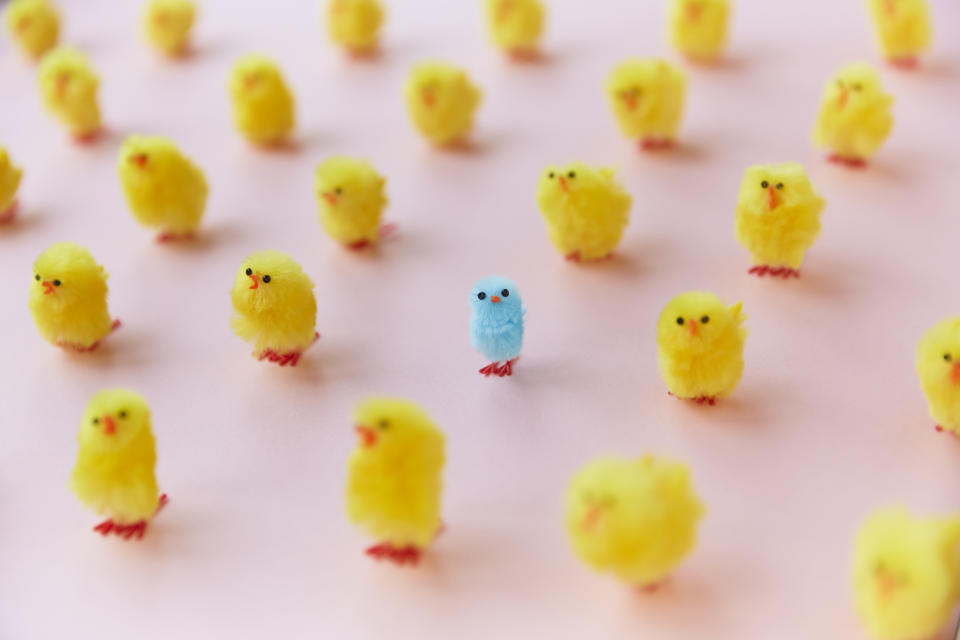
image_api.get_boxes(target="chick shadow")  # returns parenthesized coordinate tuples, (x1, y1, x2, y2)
(57, 323, 151, 369)
(149, 219, 247, 253)
(0, 206, 46, 235)
(774, 254, 869, 300)
(891, 55, 957, 79)
(680, 51, 750, 73)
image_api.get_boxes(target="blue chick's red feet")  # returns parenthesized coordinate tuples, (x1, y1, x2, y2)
(0, 199, 18, 224)
(479, 357, 519, 377)
(748, 265, 800, 279)
(256, 332, 321, 367)
(93, 494, 168, 541)
(365, 543, 422, 566)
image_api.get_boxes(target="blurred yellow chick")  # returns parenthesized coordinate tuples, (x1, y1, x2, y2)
(314, 156, 389, 250)
(325, 0, 384, 55)
(535, 162, 632, 261)
(866, 0, 931, 67)
(657, 291, 746, 404)
(735, 163, 826, 278)
(70, 389, 167, 540)
(667, 0, 730, 62)
(142, 0, 196, 57)
(0, 146, 24, 224)
(38, 47, 102, 140)
(117, 134, 209, 241)
(484, 0, 545, 59)
(916, 316, 960, 436)
(2, 0, 59, 60)
(347, 397, 445, 566)
(228, 54, 295, 146)
(404, 61, 482, 147)
(606, 58, 687, 150)
(813, 63, 893, 167)
(230, 250, 318, 366)
(853, 507, 960, 640)
(565, 455, 704, 588)
(29, 242, 119, 352)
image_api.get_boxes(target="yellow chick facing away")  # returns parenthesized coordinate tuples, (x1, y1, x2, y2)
(916, 316, 960, 437)
(38, 47, 102, 140)
(29, 242, 120, 352)
(347, 397, 445, 566)
(658, 291, 747, 404)
(813, 63, 893, 167)
(0, 146, 24, 224)
(325, 0, 384, 55)
(668, 0, 730, 62)
(606, 58, 687, 150)
(2, 0, 59, 60)
(228, 55, 296, 146)
(565, 455, 704, 589)
(142, 0, 197, 57)
(735, 163, 826, 278)
(71, 389, 168, 540)
(866, 0, 932, 68)
(230, 250, 318, 367)
(484, 0, 545, 59)
(853, 507, 960, 640)
(315, 156, 389, 250)
(404, 61, 482, 147)
(536, 162, 632, 261)
(117, 135, 209, 241)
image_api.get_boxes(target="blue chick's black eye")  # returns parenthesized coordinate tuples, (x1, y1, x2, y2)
(53, 280, 61, 286)
(477, 291, 486, 300)
(262, 275, 271, 283)
(701, 315, 710, 323)
(501, 289, 509, 297)
(761, 180, 769, 189)
(245, 268, 252, 276)
(944, 354, 952, 362)
(676, 317, 684, 325)
(567, 171, 576, 179)
(35, 274, 40, 281)
(776, 182, 783, 190)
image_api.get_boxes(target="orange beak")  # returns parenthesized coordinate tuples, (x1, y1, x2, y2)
(355, 425, 377, 448)
(490, 295, 501, 303)
(129, 153, 148, 168)
(623, 94, 638, 110)
(884, 0, 896, 15)
(55, 74, 69, 95)
(838, 89, 849, 109)
(16, 16, 31, 31)
(41, 280, 55, 295)
(876, 571, 898, 601)
(153, 11, 169, 24)
(558, 176, 569, 193)
(582, 504, 604, 531)
(496, 0, 513, 22)
(686, 2, 701, 21)
(102, 415, 116, 436)
(950, 362, 960, 385)
(248, 274, 259, 289)
(688, 319, 698, 337)
(322, 192, 338, 206)
(768, 186, 777, 209)
(421, 89, 436, 107)
(243, 75, 258, 89)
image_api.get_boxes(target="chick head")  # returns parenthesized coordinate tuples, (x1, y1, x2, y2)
(38, 47, 97, 106)
(117, 134, 181, 187)
(78, 389, 151, 453)
(470, 275, 522, 318)
(228, 54, 286, 103)
(917, 316, 960, 389)
(231, 250, 313, 315)
(867, 0, 928, 26)
(658, 291, 741, 355)
(314, 156, 385, 211)
(326, 0, 384, 46)
(3, 0, 59, 58)
(606, 59, 677, 121)
(485, 0, 544, 44)
(404, 61, 477, 117)
(737, 163, 822, 215)
(536, 162, 610, 207)
(822, 63, 890, 116)
(352, 397, 439, 455)
(671, 0, 728, 25)
(144, 0, 196, 44)
(30, 242, 106, 310)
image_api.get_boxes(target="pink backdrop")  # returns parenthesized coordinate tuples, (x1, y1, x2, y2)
(1, 0, 959, 638)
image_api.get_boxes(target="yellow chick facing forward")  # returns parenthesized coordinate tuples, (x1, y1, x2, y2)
(735, 163, 826, 278)
(325, 0, 384, 56)
(668, 0, 730, 62)
(230, 250, 318, 367)
(29, 242, 120, 352)
(916, 316, 960, 437)
(565, 455, 704, 589)
(142, 0, 196, 57)
(866, 0, 932, 68)
(536, 162, 632, 261)
(813, 63, 893, 167)
(404, 61, 482, 147)
(38, 47, 102, 141)
(315, 156, 389, 250)
(347, 397, 445, 566)
(484, 0, 545, 59)
(606, 58, 687, 151)
(228, 55, 295, 147)
(658, 291, 747, 404)
(0, 146, 24, 224)
(2, 0, 59, 60)
(71, 389, 168, 540)
(117, 135, 209, 242)
(853, 507, 960, 640)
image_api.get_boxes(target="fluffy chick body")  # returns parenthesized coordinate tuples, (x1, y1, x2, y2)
(404, 61, 482, 146)
(228, 55, 295, 146)
(0, 146, 24, 218)
(470, 276, 524, 373)
(606, 58, 686, 146)
(853, 507, 960, 640)
(565, 455, 704, 586)
(916, 316, 960, 434)
(866, 0, 931, 63)
(143, 0, 196, 56)
(3, 0, 59, 59)
(813, 63, 893, 162)
(38, 47, 101, 137)
(484, 0, 544, 55)
(314, 156, 388, 247)
(326, 0, 384, 54)
(668, 0, 729, 61)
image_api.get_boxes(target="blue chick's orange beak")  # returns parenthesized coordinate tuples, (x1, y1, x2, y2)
(41, 280, 55, 295)
(129, 153, 148, 168)
(491, 295, 501, 303)
(248, 274, 259, 290)
(355, 425, 377, 448)
(768, 186, 777, 210)
(102, 415, 116, 436)
(951, 363, 960, 385)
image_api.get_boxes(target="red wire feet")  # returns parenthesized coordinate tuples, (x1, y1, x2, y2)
(478, 357, 519, 378)
(935, 425, 958, 438)
(639, 137, 674, 151)
(748, 265, 800, 278)
(93, 494, 168, 541)
(828, 153, 867, 168)
(667, 391, 716, 406)
(156, 230, 196, 243)
(365, 543, 422, 566)
(0, 199, 18, 224)
(888, 57, 918, 70)
(57, 319, 122, 353)
(256, 332, 321, 367)
(635, 579, 666, 594)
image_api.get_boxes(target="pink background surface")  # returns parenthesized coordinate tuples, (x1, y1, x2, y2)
(1, 0, 959, 638)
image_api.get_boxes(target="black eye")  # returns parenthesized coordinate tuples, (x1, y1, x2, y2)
(92, 418, 99, 425)
(944, 354, 952, 362)
(477, 291, 486, 300)
(34, 274, 40, 281)
(701, 315, 710, 324)
(262, 275, 271, 283)
(760, 180, 769, 189)
(335, 187, 342, 195)
(53, 280, 61, 286)
(378, 419, 389, 430)
(836, 79, 844, 88)
(776, 182, 783, 190)
(676, 317, 684, 325)
(501, 289, 509, 297)
(119, 410, 127, 419)
(567, 171, 576, 179)
(853, 83, 862, 91)
(547, 171, 555, 179)
(245, 268, 252, 276)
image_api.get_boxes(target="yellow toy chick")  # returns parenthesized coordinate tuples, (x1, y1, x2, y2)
(404, 61, 482, 147)
(70, 389, 168, 540)
(813, 63, 893, 167)
(142, 0, 196, 57)
(314, 156, 390, 250)
(347, 397, 445, 566)
(29, 242, 120, 352)
(228, 55, 295, 147)
(853, 507, 960, 640)
(2, 0, 59, 60)
(565, 455, 704, 589)
(657, 291, 746, 404)
(916, 316, 960, 436)
(735, 163, 826, 278)
(0, 146, 24, 224)
(325, 0, 384, 56)
(535, 162, 632, 261)
(667, 0, 730, 62)
(230, 250, 318, 366)
(484, 0, 545, 59)
(866, 0, 932, 68)
(117, 134, 209, 242)
(37, 47, 102, 141)
(606, 58, 687, 150)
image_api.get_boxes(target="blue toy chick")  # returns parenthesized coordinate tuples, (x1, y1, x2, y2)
(470, 276, 525, 377)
